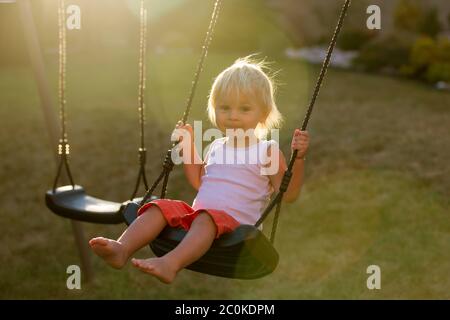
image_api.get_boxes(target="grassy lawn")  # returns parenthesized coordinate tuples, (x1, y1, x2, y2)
(0, 49, 449, 299)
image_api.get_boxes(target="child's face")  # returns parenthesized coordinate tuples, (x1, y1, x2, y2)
(215, 92, 266, 135)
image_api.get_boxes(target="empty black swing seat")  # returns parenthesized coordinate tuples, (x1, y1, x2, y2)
(122, 201, 279, 280)
(46, 185, 124, 224)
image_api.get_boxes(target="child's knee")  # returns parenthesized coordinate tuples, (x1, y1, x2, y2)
(139, 204, 164, 220)
(190, 212, 218, 239)
(194, 212, 216, 228)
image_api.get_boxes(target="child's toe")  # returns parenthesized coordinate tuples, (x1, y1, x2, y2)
(131, 258, 143, 267)
(92, 237, 108, 246)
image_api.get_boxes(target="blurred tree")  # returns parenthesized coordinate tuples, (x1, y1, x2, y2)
(418, 8, 442, 38)
(393, 0, 422, 33)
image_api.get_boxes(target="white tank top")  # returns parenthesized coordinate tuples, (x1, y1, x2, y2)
(192, 137, 277, 225)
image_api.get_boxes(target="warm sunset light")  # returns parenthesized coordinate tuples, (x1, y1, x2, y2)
(1, 0, 449, 308)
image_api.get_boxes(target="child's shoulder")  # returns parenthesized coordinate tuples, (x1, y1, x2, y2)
(210, 137, 227, 147)
(260, 139, 281, 158)
(260, 139, 279, 149)
(206, 137, 227, 152)
(214, 137, 228, 143)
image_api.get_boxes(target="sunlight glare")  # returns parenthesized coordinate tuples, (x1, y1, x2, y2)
(125, 0, 190, 20)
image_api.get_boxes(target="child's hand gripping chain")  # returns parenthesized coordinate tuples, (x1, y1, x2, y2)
(291, 129, 309, 160)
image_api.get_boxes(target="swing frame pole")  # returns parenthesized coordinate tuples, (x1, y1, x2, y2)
(17, 0, 94, 283)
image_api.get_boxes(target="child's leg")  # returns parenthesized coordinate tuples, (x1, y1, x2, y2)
(132, 212, 217, 283)
(89, 205, 167, 269)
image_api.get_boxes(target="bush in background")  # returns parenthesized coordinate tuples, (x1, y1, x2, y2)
(352, 1, 448, 85)
(355, 35, 450, 83)
(402, 36, 450, 83)
(338, 29, 377, 51)
(409, 37, 437, 72)
(426, 62, 450, 83)
(353, 35, 412, 73)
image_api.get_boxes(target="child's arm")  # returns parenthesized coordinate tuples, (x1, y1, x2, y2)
(174, 122, 204, 190)
(182, 140, 204, 191)
(268, 129, 309, 203)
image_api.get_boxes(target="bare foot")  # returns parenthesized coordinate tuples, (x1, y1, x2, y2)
(89, 237, 128, 269)
(131, 257, 178, 284)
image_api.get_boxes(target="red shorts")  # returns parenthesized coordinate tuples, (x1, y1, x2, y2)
(137, 199, 240, 238)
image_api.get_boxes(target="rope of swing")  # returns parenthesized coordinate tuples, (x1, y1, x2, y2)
(130, 0, 150, 200)
(255, 0, 352, 244)
(139, 0, 223, 206)
(53, 0, 75, 192)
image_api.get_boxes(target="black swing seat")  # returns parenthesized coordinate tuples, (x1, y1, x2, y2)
(122, 201, 279, 280)
(45, 185, 124, 224)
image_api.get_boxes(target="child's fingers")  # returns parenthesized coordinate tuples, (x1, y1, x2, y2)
(176, 120, 192, 130)
(292, 137, 308, 145)
(291, 139, 309, 148)
(171, 127, 186, 142)
(298, 138, 309, 144)
(293, 129, 309, 137)
(293, 143, 305, 150)
(294, 134, 308, 140)
(179, 123, 192, 130)
(296, 136, 309, 143)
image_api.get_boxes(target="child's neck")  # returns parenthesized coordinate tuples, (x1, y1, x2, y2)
(225, 135, 260, 148)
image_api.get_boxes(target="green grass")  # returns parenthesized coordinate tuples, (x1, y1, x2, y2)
(0, 49, 449, 299)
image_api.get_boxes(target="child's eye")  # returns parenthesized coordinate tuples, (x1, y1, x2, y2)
(240, 106, 250, 112)
(219, 105, 229, 111)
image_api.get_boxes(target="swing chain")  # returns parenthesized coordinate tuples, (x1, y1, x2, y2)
(58, 138, 70, 155)
(52, 0, 76, 191)
(129, 0, 150, 200)
(279, 170, 292, 193)
(181, 0, 222, 123)
(255, 0, 352, 243)
(136, 0, 222, 204)
(138, 147, 147, 165)
(162, 149, 175, 171)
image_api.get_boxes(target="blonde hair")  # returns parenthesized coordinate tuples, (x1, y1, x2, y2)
(207, 55, 283, 138)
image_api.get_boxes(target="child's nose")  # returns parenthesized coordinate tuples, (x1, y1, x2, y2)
(228, 110, 238, 120)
